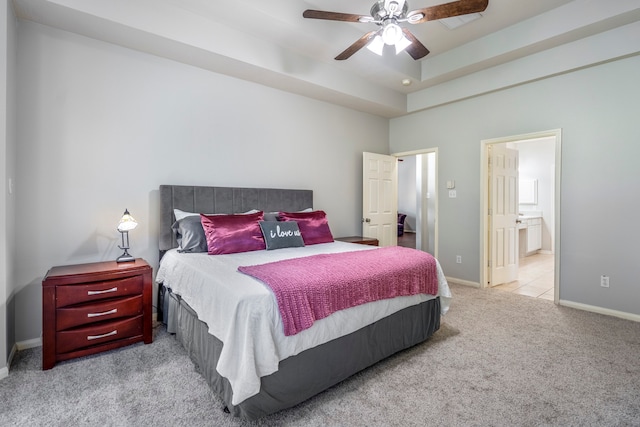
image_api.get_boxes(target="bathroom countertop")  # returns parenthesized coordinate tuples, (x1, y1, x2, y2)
(519, 211, 542, 219)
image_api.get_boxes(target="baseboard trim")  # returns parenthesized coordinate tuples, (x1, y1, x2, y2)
(559, 300, 640, 323)
(17, 337, 42, 351)
(0, 366, 8, 380)
(7, 343, 17, 370)
(445, 277, 481, 288)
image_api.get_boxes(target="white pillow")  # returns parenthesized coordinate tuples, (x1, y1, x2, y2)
(174, 208, 260, 221)
(174, 208, 199, 221)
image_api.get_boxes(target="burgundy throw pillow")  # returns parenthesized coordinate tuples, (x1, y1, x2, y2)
(278, 210, 334, 245)
(200, 211, 266, 255)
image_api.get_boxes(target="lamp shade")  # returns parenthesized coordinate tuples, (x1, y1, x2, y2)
(366, 35, 385, 56)
(394, 34, 412, 54)
(117, 209, 138, 232)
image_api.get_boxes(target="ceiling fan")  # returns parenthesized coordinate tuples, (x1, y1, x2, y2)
(303, 0, 489, 60)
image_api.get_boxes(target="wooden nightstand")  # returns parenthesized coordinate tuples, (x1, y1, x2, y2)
(42, 258, 152, 370)
(336, 236, 379, 246)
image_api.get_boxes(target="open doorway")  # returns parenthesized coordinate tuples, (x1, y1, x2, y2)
(481, 130, 561, 303)
(394, 148, 438, 258)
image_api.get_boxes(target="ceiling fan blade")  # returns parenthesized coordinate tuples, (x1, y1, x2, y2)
(335, 31, 378, 60)
(402, 28, 430, 60)
(407, 0, 488, 24)
(303, 10, 368, 23)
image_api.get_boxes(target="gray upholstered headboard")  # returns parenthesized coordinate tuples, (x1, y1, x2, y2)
(159, 185, 313, 253)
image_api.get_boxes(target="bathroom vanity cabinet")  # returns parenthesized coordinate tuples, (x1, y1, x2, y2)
(518, 215, 542, 257)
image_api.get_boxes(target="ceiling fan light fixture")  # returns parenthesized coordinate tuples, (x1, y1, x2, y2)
(366, 35, 385, 56)
(382, 22, 403, 45)
(394, 34, 412, 54)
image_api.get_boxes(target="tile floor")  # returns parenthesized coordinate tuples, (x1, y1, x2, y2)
(490, 253, 555, 301)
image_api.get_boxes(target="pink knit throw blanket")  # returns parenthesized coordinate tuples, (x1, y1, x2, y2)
(238, 246, 438, 336)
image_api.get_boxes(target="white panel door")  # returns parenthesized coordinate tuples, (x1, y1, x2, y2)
(490, 145, 519, 286)
(362, 152, 398, 247)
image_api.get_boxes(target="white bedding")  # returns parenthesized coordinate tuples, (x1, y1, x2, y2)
(156, 241, 451, 405)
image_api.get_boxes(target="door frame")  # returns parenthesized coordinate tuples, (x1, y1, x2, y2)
(480, 129, 562, 302)
(391, 147, 439, 259)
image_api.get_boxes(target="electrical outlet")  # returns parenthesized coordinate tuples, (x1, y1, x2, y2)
(456, 255, 462, 264)
(600, 275, 609, 288)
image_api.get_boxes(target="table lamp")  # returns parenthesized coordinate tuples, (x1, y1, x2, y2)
(117, 209, 138, 262)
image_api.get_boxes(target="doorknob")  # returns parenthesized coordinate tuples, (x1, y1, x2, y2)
(362, 218, 371, 223)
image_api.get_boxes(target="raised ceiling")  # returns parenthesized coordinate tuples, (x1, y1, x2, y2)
(12, 0, 640, 117)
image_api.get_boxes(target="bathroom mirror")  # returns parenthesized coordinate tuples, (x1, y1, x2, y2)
(519, 179, 538, 205)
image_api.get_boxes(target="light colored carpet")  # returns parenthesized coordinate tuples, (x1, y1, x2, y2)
(2, 283, 639, 426)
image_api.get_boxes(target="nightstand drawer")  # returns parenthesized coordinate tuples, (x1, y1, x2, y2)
(56, 295, 143, 331)
(56, 315, 143, 355)
(56, 276, 143, 307)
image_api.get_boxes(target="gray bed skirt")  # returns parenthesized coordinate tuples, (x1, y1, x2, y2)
(159, 285, 441, 420)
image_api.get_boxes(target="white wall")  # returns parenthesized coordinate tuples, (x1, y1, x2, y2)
(397, 152, 436, 255)
(14, 21, 389, 343)
(397, 156, 416, 232)
(390, 54, 640, 316)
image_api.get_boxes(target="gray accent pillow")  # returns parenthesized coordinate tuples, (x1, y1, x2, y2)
(259, 221, 305, 250)
(171, 216, 208, 253)
(263, 212, 280, 222)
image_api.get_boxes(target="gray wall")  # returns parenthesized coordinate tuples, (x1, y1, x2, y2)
(390, 54, 640, 316)
(1, 0, 18, 375)
(12, 21, 389, 343)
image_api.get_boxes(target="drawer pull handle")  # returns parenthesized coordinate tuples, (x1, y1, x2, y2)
(87, 330, 117, 341)
(87, 287, 118, 296)
(87, 308, 118, 318)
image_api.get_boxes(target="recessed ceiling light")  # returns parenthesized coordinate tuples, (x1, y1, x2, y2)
(401, 78, 411, 86)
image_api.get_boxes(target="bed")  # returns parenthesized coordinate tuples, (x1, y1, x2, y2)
(156, 184, 452, 420)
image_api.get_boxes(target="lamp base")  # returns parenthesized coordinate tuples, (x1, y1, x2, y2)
(117, 251, 135, 263)
(117, 241, 135, 263)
